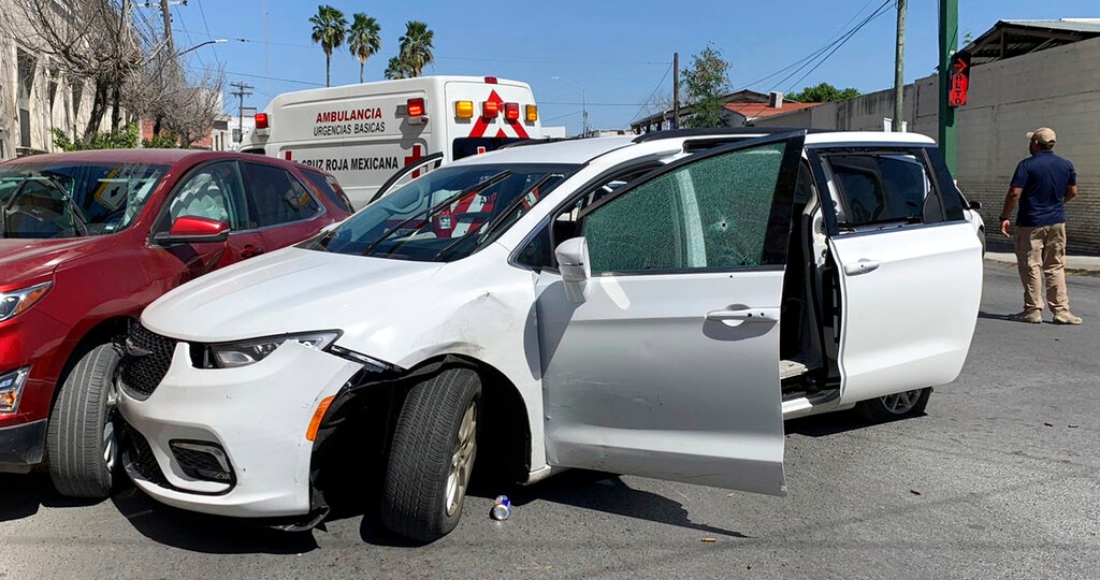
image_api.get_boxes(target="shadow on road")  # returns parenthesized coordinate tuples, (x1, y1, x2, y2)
(0, 473, 106, 523)
(477, 470, 748, 539)
(979, 310, 1014, 321)
(109, 486, 319, 554)
(785, 410, 928, 438)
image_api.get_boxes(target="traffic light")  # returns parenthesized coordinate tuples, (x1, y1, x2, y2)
(948, 52, 971, 107)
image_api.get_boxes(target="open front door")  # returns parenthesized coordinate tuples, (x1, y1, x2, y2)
(535, 133, 806, 495)
(811, 146, 983, 404)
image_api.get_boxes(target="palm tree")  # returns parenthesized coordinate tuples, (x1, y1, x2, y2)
(398, 21, 434, 77)
(348, 13, 381, 83)
(384, 56, 411, 80)
(309, 4, 348, 87)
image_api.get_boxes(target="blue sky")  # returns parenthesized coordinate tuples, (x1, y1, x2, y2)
(169, 0, 1099, 134)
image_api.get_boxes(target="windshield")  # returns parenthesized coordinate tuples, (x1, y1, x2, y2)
(320, 163, 578, 262)
(0, 161, 168, 239)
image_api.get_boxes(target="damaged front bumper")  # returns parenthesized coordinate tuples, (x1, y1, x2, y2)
(118, 339, 363, 518)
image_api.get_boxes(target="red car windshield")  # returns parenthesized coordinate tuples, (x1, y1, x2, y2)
(0, 161, 168, 239)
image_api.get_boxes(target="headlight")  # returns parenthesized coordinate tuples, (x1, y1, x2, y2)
(0, 282, 52, 323)
(0, 367, 30, 413)
(209, 331, 340, 368)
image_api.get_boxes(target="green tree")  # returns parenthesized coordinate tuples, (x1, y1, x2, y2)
(384, 56, 412, 80)
(50, 124, 139, 151)
(310, 4, 348, 87)
(398, 20, 435, 77)
(789, 82, 860, 103)
(348, 13, 382, 83)
(682, 43, 732, 128)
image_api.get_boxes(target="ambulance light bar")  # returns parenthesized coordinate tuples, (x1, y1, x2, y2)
(482, 100, 500, 119)
(406, 98, 427, 125)
(455, 100, 474, 119)
(525, 105, 538, 122)
(254, 112, 270, 136)
(504, 102, 520, 121)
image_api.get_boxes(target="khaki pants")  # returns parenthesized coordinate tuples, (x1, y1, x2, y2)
(1014, 223, 1070, 314)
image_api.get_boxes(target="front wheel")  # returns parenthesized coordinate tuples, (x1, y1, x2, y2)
(47, 343, 123, 498)
(381, 368, 482, 542)
(856, 387, 932, 423)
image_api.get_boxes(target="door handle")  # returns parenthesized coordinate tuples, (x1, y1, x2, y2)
(706, 307, 780, 323)
(241, 245, 265, 258)
(843, 259, 881, 276)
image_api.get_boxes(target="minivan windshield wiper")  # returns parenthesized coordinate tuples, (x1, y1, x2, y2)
(360, 170, 513, 257)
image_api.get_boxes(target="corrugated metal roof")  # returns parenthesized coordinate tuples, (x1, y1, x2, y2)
(965, 19, 1100, 65)
(1001, 18, 1100, 34)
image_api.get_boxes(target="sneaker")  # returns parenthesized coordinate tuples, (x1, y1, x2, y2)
(1052, 312, 1083, 325)
(1009, 310, 1042, 324)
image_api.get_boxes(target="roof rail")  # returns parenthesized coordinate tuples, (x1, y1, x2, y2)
(632, 127, 820, 143)
(498, 135, 590, 150)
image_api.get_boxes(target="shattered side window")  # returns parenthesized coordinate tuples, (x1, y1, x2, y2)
(580, 141, 788, 274)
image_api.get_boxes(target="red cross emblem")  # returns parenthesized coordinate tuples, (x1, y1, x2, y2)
(404, 144, 425, 178)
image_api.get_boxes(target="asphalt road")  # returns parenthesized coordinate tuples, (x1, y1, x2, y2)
(2, 263, 1098, 580)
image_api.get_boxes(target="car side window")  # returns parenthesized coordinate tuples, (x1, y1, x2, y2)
(166, 161, 249, 229)
(826, 152, 945, 229)
(300, 170, 353, 213)
(241, 162, 323, 228)
(581, 141, 789, 274)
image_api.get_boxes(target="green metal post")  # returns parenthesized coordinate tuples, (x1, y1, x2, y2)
(939, 0, 959, 174)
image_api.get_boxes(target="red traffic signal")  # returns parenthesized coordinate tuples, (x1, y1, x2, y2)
(948, 52, 971, 108)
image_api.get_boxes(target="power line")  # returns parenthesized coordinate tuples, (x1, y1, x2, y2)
(737, 0, 891, 93)
(629, 61, 674, 125)
(192, 0, 219, 63)
(187, 66, 324, 87)
(735, 0, 894, 121)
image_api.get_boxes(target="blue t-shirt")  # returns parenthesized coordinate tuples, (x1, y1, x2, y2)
(1010, 150, 1076, 227)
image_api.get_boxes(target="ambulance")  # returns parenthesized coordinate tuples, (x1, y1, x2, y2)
(241, 76, 543, 209)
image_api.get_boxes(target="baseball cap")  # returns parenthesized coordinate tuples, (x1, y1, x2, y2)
(1026, 127, 1056, 145)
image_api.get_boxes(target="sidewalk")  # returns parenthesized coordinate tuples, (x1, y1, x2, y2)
(986, 251, 1100, 273)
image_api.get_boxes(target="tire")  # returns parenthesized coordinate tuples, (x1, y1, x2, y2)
(47, 343, 122, 498)
(857, 387, 932, 423)
(381, 368, 481, 542)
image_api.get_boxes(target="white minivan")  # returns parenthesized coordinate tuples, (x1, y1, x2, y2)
(118, 129, 983, 542)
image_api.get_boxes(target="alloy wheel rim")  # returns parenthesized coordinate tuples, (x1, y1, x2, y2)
(880, 389, 921, 414)
(445, 401, 478, 517)
(103, 381, 119, 472)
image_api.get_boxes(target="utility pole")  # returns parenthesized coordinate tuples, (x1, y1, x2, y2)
(230, 81, 253, 149)
(939, 0, 959, 173)
(672, 52, 680, 130)
(159, 0, 174, 55)
(893, 0, 907, 132)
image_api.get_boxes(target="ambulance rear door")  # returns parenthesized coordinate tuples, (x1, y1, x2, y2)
(446, 78, 542, 162)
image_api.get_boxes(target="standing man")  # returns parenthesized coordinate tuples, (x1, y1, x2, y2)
(1000, 127, 1081, 325)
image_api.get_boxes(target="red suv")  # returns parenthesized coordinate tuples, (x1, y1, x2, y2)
(0, 149, 352, 496)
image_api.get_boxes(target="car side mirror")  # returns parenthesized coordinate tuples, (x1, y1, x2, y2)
(555, 237, 590, 303)
(155, 215, 230, 245)
(968, 200, 983, 210)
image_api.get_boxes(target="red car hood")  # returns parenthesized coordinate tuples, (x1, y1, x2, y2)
(0, 237, 109, 288)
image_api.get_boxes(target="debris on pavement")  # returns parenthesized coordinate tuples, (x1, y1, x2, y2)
(490, 495, 512, 521)
(910, 490, 923, 496)
(701, 537, 717, 543)
(1044, 422, 1055, 427)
